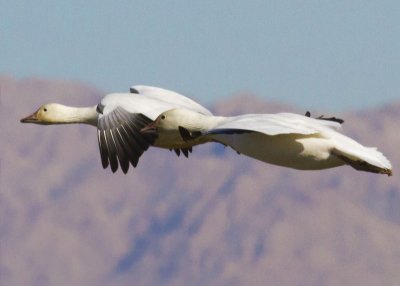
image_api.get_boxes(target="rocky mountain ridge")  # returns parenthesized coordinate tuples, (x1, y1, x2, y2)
(1, 76, 399, 286)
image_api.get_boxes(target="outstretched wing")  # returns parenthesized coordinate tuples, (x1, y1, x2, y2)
(206, 113, 321, 137)
(97, 107, 157, 174)
(130, 85, 213, 116)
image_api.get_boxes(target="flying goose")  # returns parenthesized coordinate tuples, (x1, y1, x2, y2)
(141, 108, 392, 176)
(20, 85, 212, 173)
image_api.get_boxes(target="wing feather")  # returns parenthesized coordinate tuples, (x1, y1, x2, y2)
(206, 113, 319, 137)
(97, 107, 155, 173)
(208, 112, 345, 137)
(108, 111, 130, 174)
(97, 128, 109, 169)
(104, 115, 119, 173)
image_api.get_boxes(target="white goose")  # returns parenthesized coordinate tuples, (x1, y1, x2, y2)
(142, 108, 393, 176)
(20, 85, 212, 173)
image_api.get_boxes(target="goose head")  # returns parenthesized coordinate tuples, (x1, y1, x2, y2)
(141, 108, 192, 134)
(154, 108, 185, 130)
(21, 104, 63, 125)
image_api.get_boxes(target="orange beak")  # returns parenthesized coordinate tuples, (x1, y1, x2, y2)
(20, 109, 39, 123)
(140, 121, 157, 134)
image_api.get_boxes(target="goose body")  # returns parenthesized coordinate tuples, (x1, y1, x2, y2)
(149, 108, 392, 175)
(21, 85, 212, 173)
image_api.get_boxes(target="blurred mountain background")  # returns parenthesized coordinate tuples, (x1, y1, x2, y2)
(1, 76, 399, 286)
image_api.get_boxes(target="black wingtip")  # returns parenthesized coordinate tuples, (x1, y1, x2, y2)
(130, 87, 139, 94)
(317, 115, 344, 124)
(181, 148, 189, 158)
(178, 126, 201, 141)
(121, 165, 129, 174)
(179, 126, 191, 141)
(96, 103, 105, 114)
(305, 111, 344, 124)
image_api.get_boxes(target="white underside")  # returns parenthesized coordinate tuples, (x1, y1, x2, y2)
(152, 131, 344, 170)
(210, 132, 345, 170)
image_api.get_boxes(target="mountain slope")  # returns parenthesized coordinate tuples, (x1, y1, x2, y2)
(1, 76, 399, 286)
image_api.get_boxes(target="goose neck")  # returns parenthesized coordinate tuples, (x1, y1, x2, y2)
(52, 105, 98, 126)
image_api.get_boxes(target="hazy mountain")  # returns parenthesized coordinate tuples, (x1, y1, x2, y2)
(1, 76, 399, 286)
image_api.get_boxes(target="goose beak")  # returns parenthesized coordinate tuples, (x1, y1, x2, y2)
(20, 110, 39, 123)
(140, 122, 157, 134)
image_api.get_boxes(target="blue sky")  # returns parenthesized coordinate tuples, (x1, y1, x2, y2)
(2, 1, 399, 110)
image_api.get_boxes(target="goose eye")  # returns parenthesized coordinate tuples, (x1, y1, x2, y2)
(161, 115, 166, 120)
(43, 108, 47, 112)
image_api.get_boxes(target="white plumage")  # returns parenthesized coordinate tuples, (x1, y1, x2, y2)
(21, 85, 212, 173)
(20, 85, 392, 175)
(149, 108, 392, 175)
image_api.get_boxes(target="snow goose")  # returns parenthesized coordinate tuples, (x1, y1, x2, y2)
(143, 108, 392, 176)
(20, 85, 212, 173)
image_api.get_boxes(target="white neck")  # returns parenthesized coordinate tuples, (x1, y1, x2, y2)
(178, 112, 228, 131)
(51, 104, 98, 126)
